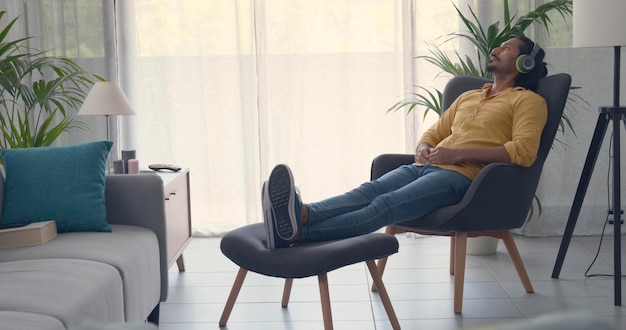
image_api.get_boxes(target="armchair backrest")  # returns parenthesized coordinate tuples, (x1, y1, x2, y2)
(441, 75, 491, 110)
(533, 74, 572, 168)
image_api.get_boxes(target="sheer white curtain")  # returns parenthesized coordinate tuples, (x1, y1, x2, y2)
(0, 0, 473, 237)
(117, 0, 414, 236)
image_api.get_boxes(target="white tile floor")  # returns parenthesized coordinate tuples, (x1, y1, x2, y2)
(160, 232, 626, 329)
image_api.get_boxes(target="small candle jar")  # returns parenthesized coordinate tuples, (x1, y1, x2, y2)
(127, 159, 139, 174)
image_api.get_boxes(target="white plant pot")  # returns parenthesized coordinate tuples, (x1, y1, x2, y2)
(466, 236, 499, 255)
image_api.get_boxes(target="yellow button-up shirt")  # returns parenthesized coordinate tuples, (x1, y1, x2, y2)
(417, 83, 548, 180)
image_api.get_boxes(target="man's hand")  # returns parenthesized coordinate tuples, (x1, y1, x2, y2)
(415, 143, 432, 163)
(426, 147, 462, 165)
(416, 143, 461, 165)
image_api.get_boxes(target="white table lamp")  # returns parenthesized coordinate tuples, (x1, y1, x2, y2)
(78, 81, 136, 141)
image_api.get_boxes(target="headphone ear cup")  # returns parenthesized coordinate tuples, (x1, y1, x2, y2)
(516, 54, 535, 74)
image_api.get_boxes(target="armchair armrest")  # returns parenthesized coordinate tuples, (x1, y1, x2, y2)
(370, 154, 415, 180)
(105, 174, 168, 301)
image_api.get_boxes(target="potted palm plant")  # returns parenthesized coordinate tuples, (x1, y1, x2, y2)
(0, 10, 99, 153)
(392, 0, 577, 254)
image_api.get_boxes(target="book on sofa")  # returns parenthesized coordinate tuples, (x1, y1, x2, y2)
(0, 220, 57, 249)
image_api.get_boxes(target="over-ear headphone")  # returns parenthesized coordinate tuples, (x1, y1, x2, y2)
(516, 41, 540, 74)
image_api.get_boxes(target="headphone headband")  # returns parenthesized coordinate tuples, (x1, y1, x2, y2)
(529, 41, 539, 58)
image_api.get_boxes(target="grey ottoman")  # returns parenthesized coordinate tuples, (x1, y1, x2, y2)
(219, 223, 401, 329)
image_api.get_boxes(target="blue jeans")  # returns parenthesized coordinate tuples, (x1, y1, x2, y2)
(302, 164, 471, 242)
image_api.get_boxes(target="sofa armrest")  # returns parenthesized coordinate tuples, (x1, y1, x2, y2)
(105, 174, 168, 302)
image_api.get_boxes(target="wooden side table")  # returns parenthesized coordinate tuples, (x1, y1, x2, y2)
(154, 168, 192, 272)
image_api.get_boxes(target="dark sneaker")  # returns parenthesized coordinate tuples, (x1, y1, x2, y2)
(268, 164, 301, 241)
(262, 181, 290, 249)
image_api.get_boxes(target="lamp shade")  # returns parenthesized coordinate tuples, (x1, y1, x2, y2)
(79, 81, 136, 116)
(573, 0, 626, 48)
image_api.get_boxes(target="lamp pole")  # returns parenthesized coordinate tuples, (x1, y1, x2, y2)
(614, 46, 621, 107)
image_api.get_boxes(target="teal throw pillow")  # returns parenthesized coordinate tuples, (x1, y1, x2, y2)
(1, 141, 113, 233)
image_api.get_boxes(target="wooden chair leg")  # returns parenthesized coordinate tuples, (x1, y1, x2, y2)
(219, 267, 248, 327)
(282, 278, 294, 307)
(449, 236, 456, 275)
(371, 256, 388, 293)
(501, 231, 534, 293)
(366, 260, 401, 330)
(453, 232, 468, 314)
(372, 226, 398, 292)
(318, 273, 333, 330)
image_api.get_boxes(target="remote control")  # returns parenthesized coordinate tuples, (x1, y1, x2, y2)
(148, 164, 182, 172)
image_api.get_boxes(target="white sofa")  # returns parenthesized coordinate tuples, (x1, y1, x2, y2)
(0, 174, 168, 330)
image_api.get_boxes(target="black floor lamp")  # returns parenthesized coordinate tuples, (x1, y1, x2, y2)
(551, 0, 626, 306)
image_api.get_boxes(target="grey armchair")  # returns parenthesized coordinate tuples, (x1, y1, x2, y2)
(371, 73, 572, 314)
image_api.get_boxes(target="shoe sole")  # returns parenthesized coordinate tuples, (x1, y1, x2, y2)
(261, 182, 275, 249)
(268, 164, 297, 240)
(262, 181, 290, 249)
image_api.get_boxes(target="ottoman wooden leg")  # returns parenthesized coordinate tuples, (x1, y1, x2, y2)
(367, 260, 401, 329)
(318, 273, 333, 329)
(282, 278, 294, 307)
(219, 267, 248, 327)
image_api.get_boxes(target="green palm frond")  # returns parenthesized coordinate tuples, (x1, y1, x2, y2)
(511, 0, 572, 34)
(0, 11, 101, 151)
(387, 86, 443, 119)
(419, 41, 485, 78)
